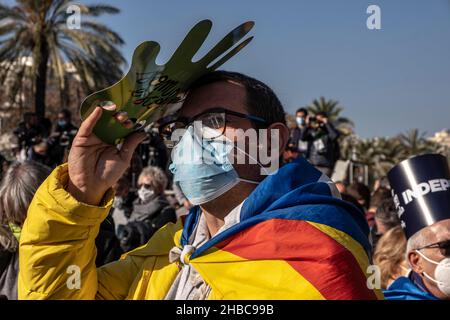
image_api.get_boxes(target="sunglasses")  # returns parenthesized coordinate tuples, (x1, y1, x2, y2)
(418, 239, 450, 257)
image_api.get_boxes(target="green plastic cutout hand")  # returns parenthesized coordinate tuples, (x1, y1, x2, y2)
(79, 19, 254, 145)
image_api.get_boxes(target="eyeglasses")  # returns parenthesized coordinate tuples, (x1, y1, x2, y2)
(158, 107, 267, 143)
(418, 239, 450, 257)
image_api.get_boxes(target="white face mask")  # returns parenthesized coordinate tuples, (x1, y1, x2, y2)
(416, 249, 450, 297)
(138, 187, 155, 203)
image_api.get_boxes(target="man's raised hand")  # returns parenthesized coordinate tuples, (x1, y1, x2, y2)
(67, 107, 146, 206)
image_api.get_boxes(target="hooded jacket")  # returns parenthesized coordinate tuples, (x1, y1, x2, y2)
(19, 158, 383, 300)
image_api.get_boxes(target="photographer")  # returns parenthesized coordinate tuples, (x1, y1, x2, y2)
(300, 112, 340, 176)
(136, 127, 168, 170)
(13, 113, 46, 150)
(48, 109, 78, 164)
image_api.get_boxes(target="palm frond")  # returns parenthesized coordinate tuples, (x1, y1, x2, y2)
(0, 0, 125, 117)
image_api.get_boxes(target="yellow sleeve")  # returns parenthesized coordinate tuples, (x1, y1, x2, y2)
(18, 164, 139, 300)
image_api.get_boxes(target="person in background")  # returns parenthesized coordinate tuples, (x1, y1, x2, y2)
(385, 219, 450, 300)
(13, 112, 46, 150)
(373, 226, 409, 289)
(111, 176, 133, 236)
(384, 154, 450, 300)
(95, 214, 123, 267)
(301, 112, 340, 176)
(123, 152, 144, 192)
(367, 187, 391, 227)
(27, 139, 59, 168)
(369, 198, 402, 249)
(54, 109, 78, 137)
(40, 117, 53, 138)
(365, 187, 393, 247)
(375, 199, 401, 236)
(95, 173, 125, 267)
(137, 128, 169, 170)
(372, 176, 390, 193)
(6, 135, 25, 163)
(346, 182, 371, 211)
(282, 142, 300, 163)
(0, 161, 51, 300)
(118, 166, 177, 252)
(335, 181, 347, 195)
(48, 109, 78, 164)
(289, 108, 309, 158)
(340, 193, 366, 225)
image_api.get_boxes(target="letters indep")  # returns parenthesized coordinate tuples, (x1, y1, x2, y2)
(402, 178, 450, 205)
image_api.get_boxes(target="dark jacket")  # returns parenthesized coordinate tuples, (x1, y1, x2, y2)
(289, 127, 309, 156)
(95, 215, 123, 267)
(0, 250, 18, 300)
(300, 123, 340, 168)
(13, 122, 46, 148)
(117, 196, 177, 252)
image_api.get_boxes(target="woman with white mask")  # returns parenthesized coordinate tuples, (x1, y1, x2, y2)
(117, 166, 177, 252)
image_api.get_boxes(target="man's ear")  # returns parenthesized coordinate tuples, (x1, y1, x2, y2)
(408, 251, 424, 274)
(267, 122, 289, 157)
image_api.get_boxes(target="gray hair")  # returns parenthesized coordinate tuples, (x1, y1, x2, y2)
(375, 199, 401, 229)
(0, 161, 51, 251)
(138, 166, 168, 195)
(406, 229, 430, 267)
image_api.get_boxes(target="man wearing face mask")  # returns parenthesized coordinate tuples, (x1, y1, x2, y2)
(52, 109, 78, 145)
(48, 109, 78, 163)
(18, 71, 382, 300)
(384, 154, 450, 300)
(289, 107, 309, 158)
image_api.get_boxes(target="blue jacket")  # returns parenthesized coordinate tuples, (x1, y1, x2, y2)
(384, 273, 438, 300)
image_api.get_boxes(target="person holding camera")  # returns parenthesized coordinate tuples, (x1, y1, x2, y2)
(48, 109, 78, 164)
(300, 112, 340, 177)
(13, 113, 46, 150)
(52, 109, 78, 146)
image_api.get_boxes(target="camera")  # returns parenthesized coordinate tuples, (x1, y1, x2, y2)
(59, 129, 77, 147)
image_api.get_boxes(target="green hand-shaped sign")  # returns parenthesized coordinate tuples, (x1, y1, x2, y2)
(79, 20, 254, 145)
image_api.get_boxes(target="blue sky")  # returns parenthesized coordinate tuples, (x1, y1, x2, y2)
(4, 0, 450, 138)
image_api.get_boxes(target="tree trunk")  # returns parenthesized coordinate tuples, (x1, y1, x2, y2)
(34, 34, 49, 119)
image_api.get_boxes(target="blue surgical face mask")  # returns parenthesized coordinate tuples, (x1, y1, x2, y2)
(169, 125, 264, 205)
(57, 120, 67, 127)
(296, 117, 305, 126)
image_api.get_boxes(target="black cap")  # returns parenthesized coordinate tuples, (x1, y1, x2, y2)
(387, 154, 450, 239)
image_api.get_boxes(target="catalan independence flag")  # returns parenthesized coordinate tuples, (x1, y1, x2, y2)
(180, 157, 384, 300)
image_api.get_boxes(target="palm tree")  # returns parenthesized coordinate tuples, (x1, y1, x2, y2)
(0, 0, 126, 118)
(398, 129, 437, 160)
(306, 96, 354, 136)
(370, 136, 404, 177)
(340, 135, 405, 182)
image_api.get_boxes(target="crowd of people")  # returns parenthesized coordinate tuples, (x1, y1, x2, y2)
(0, 70, 448, 301)
(0, 109, 190, 299)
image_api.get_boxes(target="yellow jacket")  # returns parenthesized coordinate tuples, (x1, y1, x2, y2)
(19, 164, 383, 300)
(19, 164, 187, 300)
